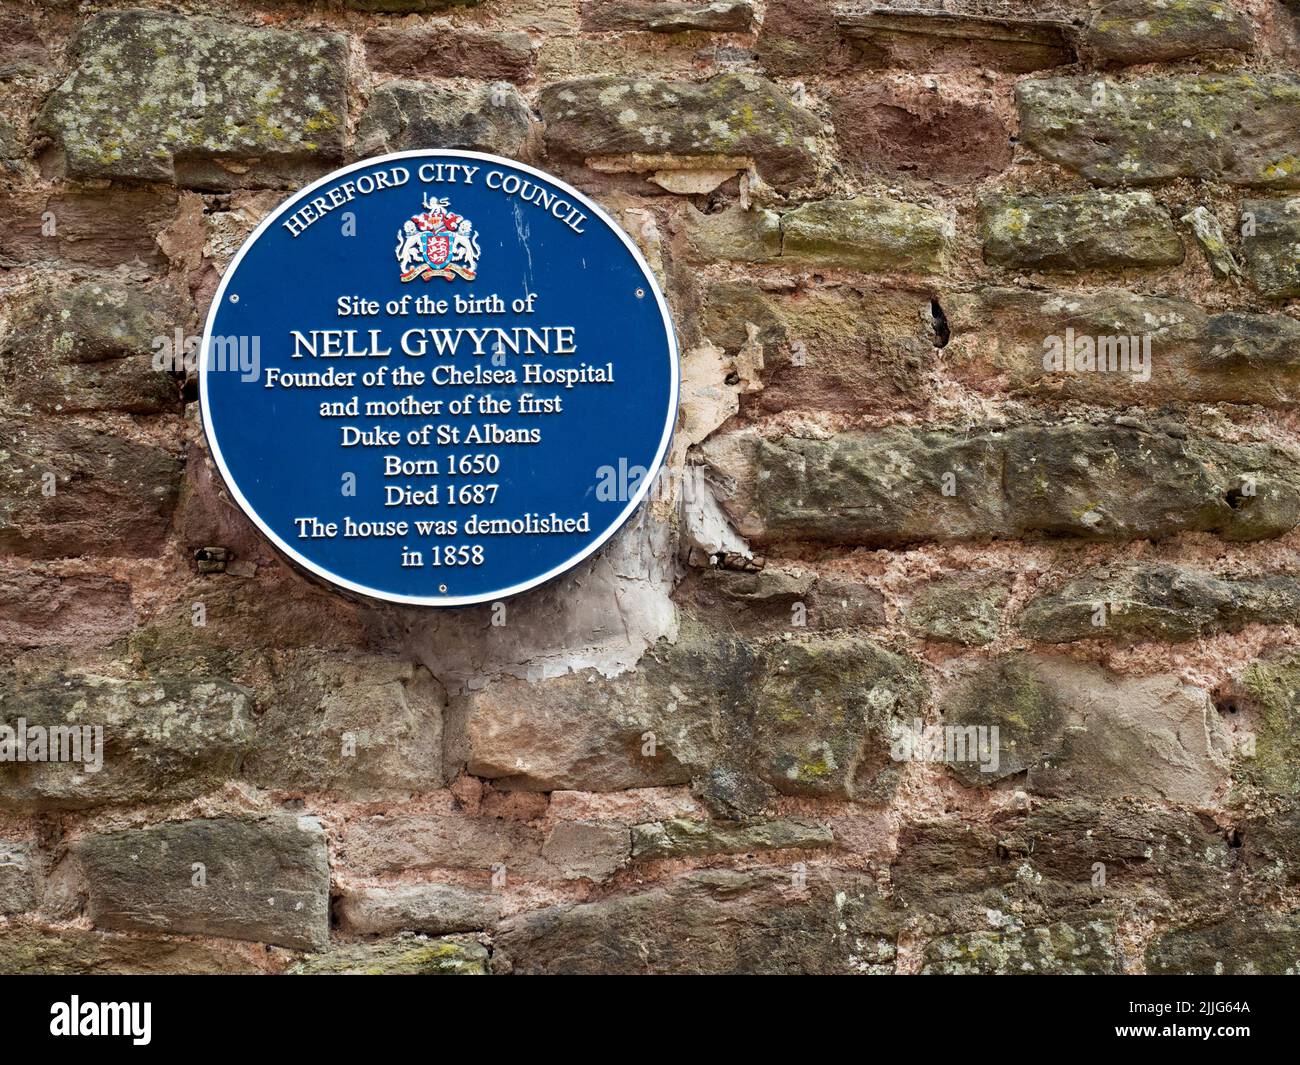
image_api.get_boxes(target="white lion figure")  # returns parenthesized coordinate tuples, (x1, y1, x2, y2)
(449, 219, 481, 274)
(395, 220, 424, 273)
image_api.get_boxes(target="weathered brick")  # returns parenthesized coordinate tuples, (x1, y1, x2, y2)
(993, 800, 1231, 899)
(0, 665, 253, 809)
(238, 654, 446, 799)
(674, 567, 815, 634)
(0, 841, 35, 914)
(364, 22, 535, 80)
(0, 565, 134, 649)
(581, 1, 755, 33)
(923, 921, 1122, 975)
(0, 279, 184, 415)
(1017, 74, 1300, 188)
(980, 192, 1184, 271)
(702, 423, 1300, 546)
(783, 196, 954, 273)
(889, 818, 1008, 925)
(893, 800, 1231, 933)
(37, 12, 347, 188)
(757, 0, 859, 78)
(539, 74, 822, 190)
(0, 190, 176, 272)
(676, 571, 881, 647)
(0, 9, 49, 80)
(1082, 0, 1253, 66)
(336, 883, 502, 936)
(747, 631, 925, 802)
(1147, 916, 1300, 975)
(1019, 563, 1300, 643)
(449, 620, 925, 804)
(946, 286, 1300, 406)
(1241, 197, 1300, 299)
(674, 567, 887, 636)
(541, 820, 630, 880)
(631, 817, 832, 858)
(1182, 204, 1242, 278)
(0, 115, 21, 168)
(290, 935, 489, 974)
(495, 869, 898, 974)
(903, 574, 1008, 646)
(940, 655, 1231, 805)
(1242, 806, 1300, 894)
(0, 926, 260, 975)
(0, 413, 184, 559)
(837, 8, 1075, 73)
(1239, 803, 1300, 889)
(1231, 652, 1300, 799)
(356, 81, 534, 159)
(699, 281, 936, 414)
(674, 204, 781, 263)
(127, 572, 372, 672)
(679, 197, 953, 274)
(75, 816, 330, 951)
(345, 0, 484, 10)
(447, 673, 696, 796)
(810, 577, 890, 631)
(339, 813, 550, 879)
(829, 79, 1012, 184)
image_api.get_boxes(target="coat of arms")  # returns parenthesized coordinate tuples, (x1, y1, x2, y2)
(395, 194, 481, 282)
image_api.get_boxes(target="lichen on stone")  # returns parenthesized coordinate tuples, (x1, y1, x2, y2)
(37, 12, 347, 188)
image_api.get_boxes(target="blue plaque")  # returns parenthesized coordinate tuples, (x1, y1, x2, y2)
(200, 151, 678, 606)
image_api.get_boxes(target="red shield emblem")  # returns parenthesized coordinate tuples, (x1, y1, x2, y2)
(398, 197, 479, 282)
(422, 232, 451, 269)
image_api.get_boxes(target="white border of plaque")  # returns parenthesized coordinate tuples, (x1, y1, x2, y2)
(199, 150, 680, 607)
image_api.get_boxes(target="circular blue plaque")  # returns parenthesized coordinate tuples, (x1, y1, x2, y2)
(200, 151, 678, 606)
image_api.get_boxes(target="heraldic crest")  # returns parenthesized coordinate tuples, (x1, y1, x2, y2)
(395, 194, 481, 282)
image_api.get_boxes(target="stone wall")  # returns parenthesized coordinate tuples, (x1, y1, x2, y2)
(3, 0, 1300, 975)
